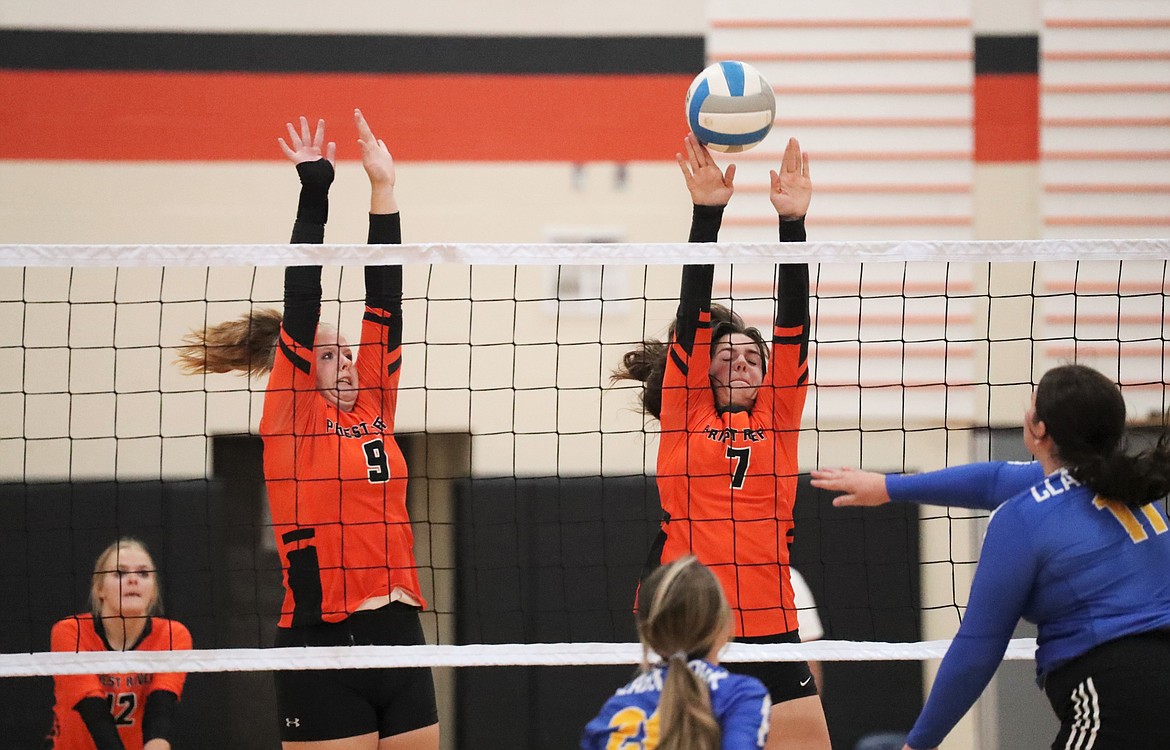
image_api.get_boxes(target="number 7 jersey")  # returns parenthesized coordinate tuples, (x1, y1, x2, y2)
(656, 267, 810, 638)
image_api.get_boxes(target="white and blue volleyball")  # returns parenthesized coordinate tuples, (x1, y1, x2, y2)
(685, 61, 776, 153)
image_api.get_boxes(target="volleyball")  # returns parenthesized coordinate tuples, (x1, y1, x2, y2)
(685, 61, 776, 153)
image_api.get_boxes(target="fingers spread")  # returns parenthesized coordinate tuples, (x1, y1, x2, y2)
(285, 122, 302, 149)
(312, 118, 326, 149)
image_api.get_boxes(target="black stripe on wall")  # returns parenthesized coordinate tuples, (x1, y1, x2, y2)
(0, 30, 704, 75)
(974, 34, 1040, 75)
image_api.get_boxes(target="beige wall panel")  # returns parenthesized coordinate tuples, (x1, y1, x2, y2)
(1, 0, 706, 35)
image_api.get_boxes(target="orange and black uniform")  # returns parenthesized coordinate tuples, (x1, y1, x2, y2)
(263, 159, 436, 743)
(260, 161, 422, 627)
(47, 614, 190, 750)
(653, 204, 809, 639)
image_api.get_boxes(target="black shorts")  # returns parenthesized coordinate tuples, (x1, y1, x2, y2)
(1044, 630, 1170, 750)
(724, 630, 819, 705)
(273, 602, 438, 742)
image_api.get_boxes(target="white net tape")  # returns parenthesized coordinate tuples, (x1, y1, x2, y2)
(2, 238, 1169, 267)
(0, 639, 1040, 677)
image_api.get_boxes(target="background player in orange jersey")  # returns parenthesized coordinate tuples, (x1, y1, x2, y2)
(177, 111, 438, 750)
(47, 537, 191, 750)
(613, 133, 830, 750)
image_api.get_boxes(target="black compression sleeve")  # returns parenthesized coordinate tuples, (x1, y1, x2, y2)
(142, 690, 179, 744)
(365, 213, 403, 311)
(282, 267, 322, 350)
(367, 211, 404, 308)
(368, 212, 401, 245)
(290, 159, 335, 244)
(678, 205, 722, 355)
(775, 264, 810, 330)
(282, 161, 330, 349)
(689, 204, 724, 243)
(676, 265, 715, 357)
(75, 696, 126, 750)
(775, 215, 810, 333)
(778, 216, 807, 243)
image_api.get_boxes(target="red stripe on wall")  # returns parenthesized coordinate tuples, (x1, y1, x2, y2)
(0, 70, 693, 161)
(974, 74, 1039, 163)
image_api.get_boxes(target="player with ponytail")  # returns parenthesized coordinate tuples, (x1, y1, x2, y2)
(582, 556, 771, 750)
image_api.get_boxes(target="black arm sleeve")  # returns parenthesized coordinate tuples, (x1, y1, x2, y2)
(688, 203, 724, 243)
(364, 213, 404, 353)
(778, 216, 806, 243)
(74, 697, 126, 750)
(775, 216, 810, 336)
(775, 264, 810, 330)
(282, 266, 323, 350)
(282, 160, 331, 349)
(364, 213, 403, 314)
(289, 159, 334, 244)
(676, 205, 722, 355)
(142, 690, 179, 744)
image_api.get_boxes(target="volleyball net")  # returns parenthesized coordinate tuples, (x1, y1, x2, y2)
(1, 238, 1167, 739)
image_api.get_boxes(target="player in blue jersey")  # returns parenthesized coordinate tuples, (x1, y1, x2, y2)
(812, 364, 1170, 750)
(581, 556, 771, 750)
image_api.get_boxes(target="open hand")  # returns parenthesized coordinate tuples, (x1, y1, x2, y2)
(769, 137, 811, 219)
(278, 116, 336, 166)
(355, 108, 395, 188)
(676, 133, 735, 207)
(809, 467, 890, 507)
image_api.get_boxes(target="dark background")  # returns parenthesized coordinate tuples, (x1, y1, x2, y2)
(1, 434, 922, 749)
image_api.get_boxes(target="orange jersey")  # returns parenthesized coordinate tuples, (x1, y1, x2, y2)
(48, 614, 190, 750)
(657, 296, 809, 638)
(261, 305, 423, 627)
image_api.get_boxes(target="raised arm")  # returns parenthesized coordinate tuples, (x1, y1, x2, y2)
(355, 107, 403, 311)
(277, 116, 335, 350)
(772, 136, 811, 334)
(757, 137, 811, 427)
(674, 133, 731, 353)
(352, 109, 405, 422)
(773, 137, 811, 337)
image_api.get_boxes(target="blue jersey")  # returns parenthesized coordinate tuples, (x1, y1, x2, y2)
(581, 660, 771, 750)
(902, 466, 1170, 749)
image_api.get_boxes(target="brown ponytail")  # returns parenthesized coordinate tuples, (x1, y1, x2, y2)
(613, 303, 767, 420)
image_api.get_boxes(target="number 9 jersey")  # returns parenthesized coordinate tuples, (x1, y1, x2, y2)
(260, 297, 424, 629)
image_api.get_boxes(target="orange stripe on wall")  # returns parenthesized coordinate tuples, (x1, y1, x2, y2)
(974, 74, 1039, 162)
(0, 70, 693, 162)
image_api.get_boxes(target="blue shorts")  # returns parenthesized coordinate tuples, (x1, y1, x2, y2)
(273, 602, 438, 742)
